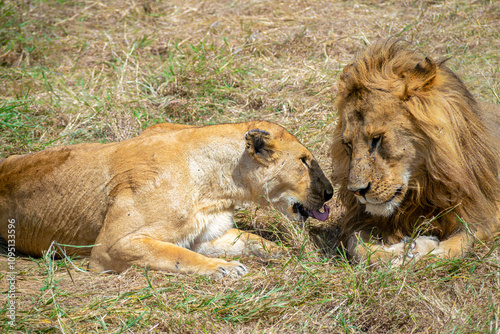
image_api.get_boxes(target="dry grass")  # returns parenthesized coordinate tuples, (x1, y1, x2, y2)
(1, 0, 499, 333)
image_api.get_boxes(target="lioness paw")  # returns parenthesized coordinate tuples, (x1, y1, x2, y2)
(212, 261, 248, 279)
(246, 240, 282, 260)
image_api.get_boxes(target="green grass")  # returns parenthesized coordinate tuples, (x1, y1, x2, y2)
(1, 0, 499, 333)
(3, 248, 499, 333)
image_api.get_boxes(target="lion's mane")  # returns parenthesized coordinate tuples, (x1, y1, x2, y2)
(331, 39, 500, 243)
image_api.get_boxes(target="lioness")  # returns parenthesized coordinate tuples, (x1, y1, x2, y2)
(331, 39, 500, 265)
(0, 121, 333, 278)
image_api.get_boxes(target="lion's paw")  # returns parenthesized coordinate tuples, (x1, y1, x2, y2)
(406, 235, 440, 255)
(391, 236, 440, 266)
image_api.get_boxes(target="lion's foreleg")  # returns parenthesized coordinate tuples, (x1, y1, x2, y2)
(347, 231, 409, 264)
(348, 230, 475, 266)
(194, 228, 280, 259)
(427, 231, 474, 259)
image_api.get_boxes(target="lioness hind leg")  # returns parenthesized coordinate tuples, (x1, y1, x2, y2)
(193, 228, 281, 259)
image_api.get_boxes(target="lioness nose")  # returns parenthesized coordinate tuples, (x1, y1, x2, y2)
(324, 189, 333, 202)
(348, 182, 370, 197)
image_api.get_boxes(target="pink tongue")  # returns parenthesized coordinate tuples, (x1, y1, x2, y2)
(308, 204, 330, 221)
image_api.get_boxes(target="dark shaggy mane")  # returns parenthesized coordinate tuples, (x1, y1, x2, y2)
(331, 39, 500, 243)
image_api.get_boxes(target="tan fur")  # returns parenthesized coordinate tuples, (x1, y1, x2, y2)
(331, 39, 500, 265)
(0, 121, 333, 278)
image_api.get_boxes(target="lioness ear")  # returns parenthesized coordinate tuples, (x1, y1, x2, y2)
(245, 129, 279, 165)
(401, 56, 437, 100)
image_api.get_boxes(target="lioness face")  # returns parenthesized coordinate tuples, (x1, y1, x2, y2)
(274, 142, 334, 222)
(245, 129, 333, 222)
(340, 91, 419, 217)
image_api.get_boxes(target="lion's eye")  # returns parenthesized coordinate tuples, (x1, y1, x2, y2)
(300, 156, 309, 167)
(342, 140, 353, 156)
(370, 135, 381, 152)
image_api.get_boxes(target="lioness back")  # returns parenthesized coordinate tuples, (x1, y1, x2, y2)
(0, 143, 115, 256)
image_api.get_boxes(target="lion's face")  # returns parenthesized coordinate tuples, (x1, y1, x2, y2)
(244, 129, 334, 222)
(330, 39, 500, 265)
(339, 90, 420, 217)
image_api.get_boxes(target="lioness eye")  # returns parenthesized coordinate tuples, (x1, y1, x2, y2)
(370, 135, 381, 151)
(300, 156, 309, 167)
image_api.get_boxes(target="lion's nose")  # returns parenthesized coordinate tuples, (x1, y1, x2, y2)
(348, 182, 371, 197)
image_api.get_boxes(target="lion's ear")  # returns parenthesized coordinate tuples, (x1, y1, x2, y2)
(245, 129, 279, 165)
(401, 57, 437, 100)
(338, 63, 363, 96)
(338, 63, 353, 92)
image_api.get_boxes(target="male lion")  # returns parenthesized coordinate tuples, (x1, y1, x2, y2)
(331, 39, 500, 265)
(0, 121, 333, 278)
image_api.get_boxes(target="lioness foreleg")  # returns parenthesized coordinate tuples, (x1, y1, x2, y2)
(90, 236, 248, 278)
(89, 197, 248, 278)
(194, 228, 280, 259)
